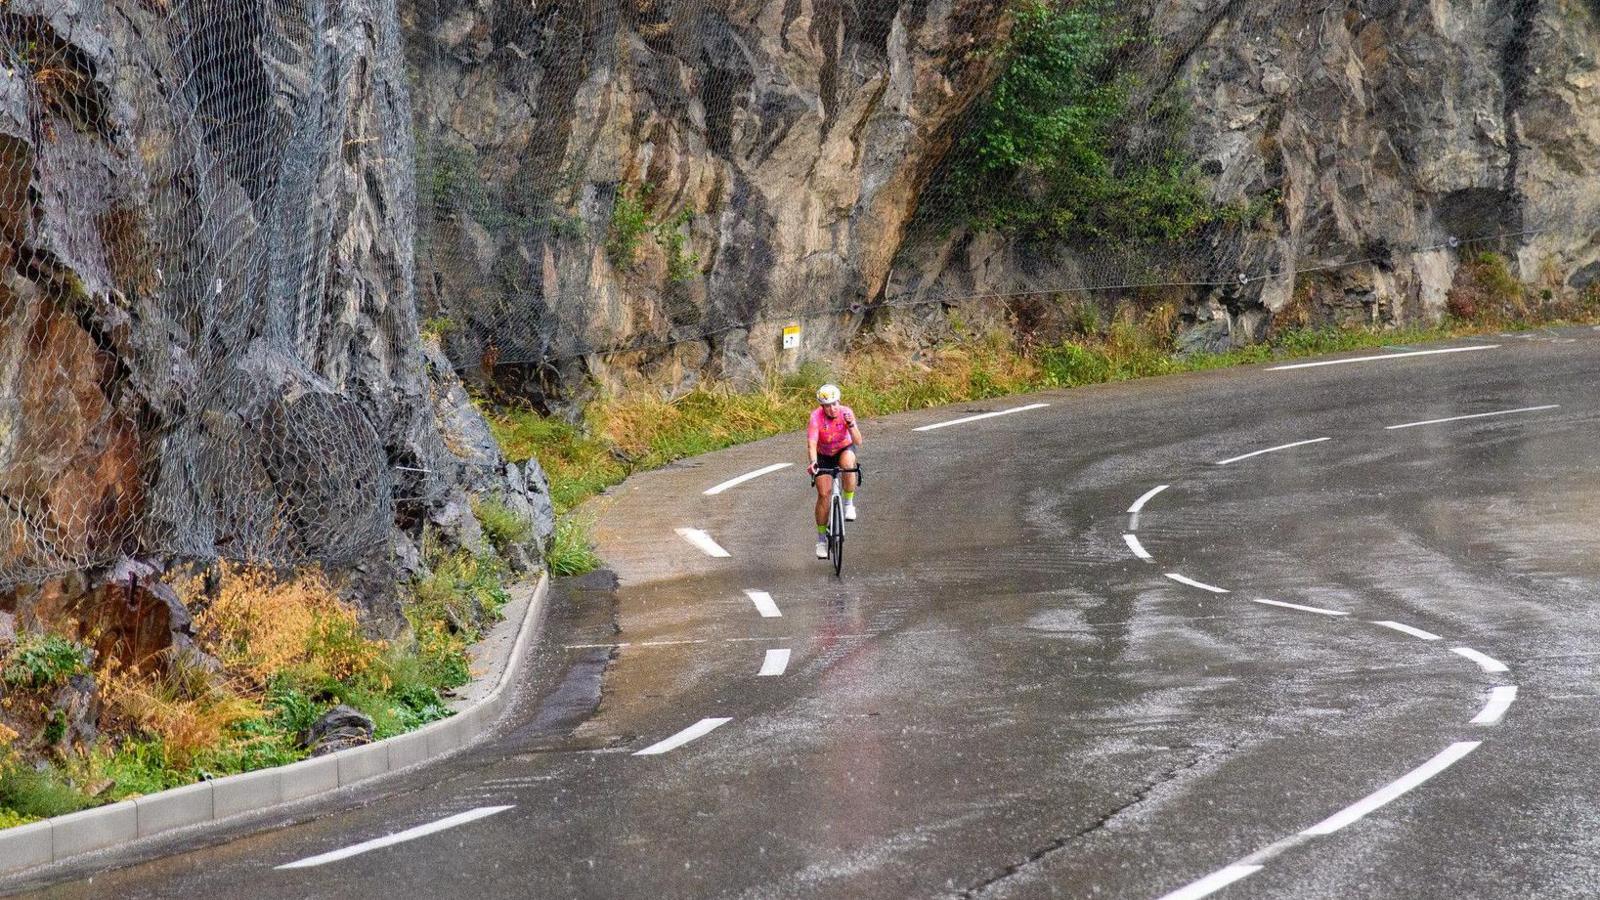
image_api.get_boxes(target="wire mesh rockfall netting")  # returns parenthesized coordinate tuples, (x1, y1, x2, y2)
(0, 1, 406, 590)
(3, 0, 1597, 590)
(407, 0, 1600, 383)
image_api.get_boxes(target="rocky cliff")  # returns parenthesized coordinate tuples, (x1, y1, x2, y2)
(412, 0, 1600, 384)
(899, 0, 1600, 348)
(0, 0, 551, 647)
(407, 0, 1012, 402)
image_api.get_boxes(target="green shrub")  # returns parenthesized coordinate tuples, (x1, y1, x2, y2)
(658, 210, 700, 282)
(607, 184, 653, 268)
(421, 316, 457, 341)
(471, 495, 533, 557)
(410, 550, 510, 641)
(0, 765, 92, 820)
(2, 634, 88, 689)
(926, 0, 1226, 245)
(548, 515, 602, 577)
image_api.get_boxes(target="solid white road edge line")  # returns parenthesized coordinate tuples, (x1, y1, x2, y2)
(1385, 404, 1560, 431)
(276, 806, 514, 870)
(1253, 598, 1348, 617)
(1300, 741, 1481, 836)
(634, 718, 734, 756)
(703, 462, 793, 495)
(1155, 864, 1265, 900)
(1215, 437, 1331, 466)
(913, 402, 1049, 432)
(1267, 344, 1499, 371)
(1124, 533, 1154, 562)
(1165, 573, 1231, 594)
(758, 648, 792, 677)
(1128, 484, 1170, 514)
(1471, 685, 1518, 725)
(676, 527, 732, 558)
(1452, 646, 1510, 674)
(744, 589, 782, 618)
(1374, 620, 1442, 641)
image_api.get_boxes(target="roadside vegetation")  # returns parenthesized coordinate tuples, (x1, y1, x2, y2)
(924, 0, 1269, 245)
(487, 268, 1600, 563)
(0, 535, 520, 828)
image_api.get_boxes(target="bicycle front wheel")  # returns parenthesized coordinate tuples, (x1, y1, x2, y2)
(830, 495, 845, 576)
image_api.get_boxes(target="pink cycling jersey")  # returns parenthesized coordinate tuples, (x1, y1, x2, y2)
(808, 405, 856, 456)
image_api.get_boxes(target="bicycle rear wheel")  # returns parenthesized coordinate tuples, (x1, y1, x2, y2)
(830, 495, 845, 576)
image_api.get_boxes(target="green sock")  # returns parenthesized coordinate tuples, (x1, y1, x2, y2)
(844, 492, 855, 502)
(817, 525, 828, 535)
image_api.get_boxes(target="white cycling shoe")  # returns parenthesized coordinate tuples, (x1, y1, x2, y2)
(815, 540, 829, 559)
(844, 502, 857, 521)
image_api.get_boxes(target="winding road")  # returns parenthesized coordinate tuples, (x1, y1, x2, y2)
(7, 327, 1600, 899)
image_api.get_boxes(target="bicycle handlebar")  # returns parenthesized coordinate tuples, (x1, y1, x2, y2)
(809, 464, 863, 485)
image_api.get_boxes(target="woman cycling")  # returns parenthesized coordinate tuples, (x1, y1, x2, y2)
(807, 384, 863, 559)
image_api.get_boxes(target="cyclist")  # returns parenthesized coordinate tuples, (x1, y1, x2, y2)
(807, 383, 863, 559)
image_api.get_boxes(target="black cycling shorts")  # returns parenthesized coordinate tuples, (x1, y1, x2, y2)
(817, 446, 855, 471)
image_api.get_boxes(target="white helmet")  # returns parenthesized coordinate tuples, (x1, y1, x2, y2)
(816, 383, 841, 404)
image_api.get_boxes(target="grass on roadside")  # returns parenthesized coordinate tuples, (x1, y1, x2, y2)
(548, 514, 603, 577)
(0, 542, 517, 825)
(486, 281, 1600, 541)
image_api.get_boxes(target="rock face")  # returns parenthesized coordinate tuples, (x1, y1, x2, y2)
(413, 0, 1600, 376)
(406, 0, 1012, 401)
(301, 704, 376, 756)
(0, 1, 552, 639)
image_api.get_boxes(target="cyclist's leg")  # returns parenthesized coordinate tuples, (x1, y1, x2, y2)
(813, 471, 832, 559)
(839, 448, 858, 519)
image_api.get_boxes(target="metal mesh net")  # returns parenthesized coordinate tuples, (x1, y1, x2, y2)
(406, 0, 1600, 387)
(3, 0, 1597, 589)
(0, 0, 409, 590)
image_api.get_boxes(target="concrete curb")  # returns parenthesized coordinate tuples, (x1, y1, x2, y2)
(0, 572, 550, 878)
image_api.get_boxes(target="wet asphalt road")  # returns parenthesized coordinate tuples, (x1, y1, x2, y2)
(6, 327, 1600, 899)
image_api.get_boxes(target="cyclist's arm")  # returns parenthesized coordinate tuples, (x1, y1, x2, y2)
(847, 419, 863, 449)
(806, 412, 821, 467)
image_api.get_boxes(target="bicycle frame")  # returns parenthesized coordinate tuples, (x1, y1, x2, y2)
(811, 465, 861, 576)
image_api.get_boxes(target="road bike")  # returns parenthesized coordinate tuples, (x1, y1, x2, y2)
(811, 464, 862, 577)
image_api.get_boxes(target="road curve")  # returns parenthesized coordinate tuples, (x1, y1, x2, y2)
(6, 327, 1600, 899)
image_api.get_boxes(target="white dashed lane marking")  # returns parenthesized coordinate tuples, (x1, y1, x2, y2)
(703, 462, 793, 495)
(1252, 597, 1347, 617)
(1162, 743, 1482, 897)
(1373, 620, 1442, 641)
(1471, 686, 1518, 725)
(744, 589, 782, 618)
(758, 649, 791, 677)
(1214, 437, 1331, 466)
(1127, 484, 1169, 530)
(1452, 647, 1510, 674)
(633, 718, 733, 756)
(1128, 484, 1170, 514)
(1165, 573, 1230, 594)
(676, 527, 731, 558)
(276, 806, 514, 870)
(1155, 864, 1263, 900)
(1267, 344, 1499, 371)
(913, 402, 1049, 432)
(1384, 404, 1560, 431)
(1300, 741, 1481, 835)
(1123, 533, 1154, 562)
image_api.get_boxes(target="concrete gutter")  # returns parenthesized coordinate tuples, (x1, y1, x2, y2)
(0, 572, 549, 878)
